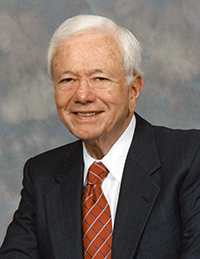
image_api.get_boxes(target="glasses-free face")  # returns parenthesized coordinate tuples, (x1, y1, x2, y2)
(53, 32, 143, 157)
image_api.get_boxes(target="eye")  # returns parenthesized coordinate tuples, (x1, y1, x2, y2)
(57, 77, 76, 91)
(96, 77, 107, 81)
(61, 78, 74, 83)
(91, 76, 111, 89)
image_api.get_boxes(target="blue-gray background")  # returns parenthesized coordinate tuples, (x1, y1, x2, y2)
(0, 0, 200, 244)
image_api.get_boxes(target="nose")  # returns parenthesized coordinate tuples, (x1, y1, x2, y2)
(73, 78, 96, 104)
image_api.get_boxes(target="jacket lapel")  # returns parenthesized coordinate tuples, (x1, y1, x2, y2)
(44, 141, 84, 258)
(112, 114, 161, 259)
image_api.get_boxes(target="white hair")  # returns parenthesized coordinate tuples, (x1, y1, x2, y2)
(47, 15, 142, 85)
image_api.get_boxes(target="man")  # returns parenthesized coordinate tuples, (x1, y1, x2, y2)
(0, 14, 200, 259)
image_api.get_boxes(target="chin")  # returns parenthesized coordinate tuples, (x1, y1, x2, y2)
(76, 132, 101, 143)
(70, 130, 95, 141)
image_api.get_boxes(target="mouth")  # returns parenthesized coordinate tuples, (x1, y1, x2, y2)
(75, 112, 101, 117)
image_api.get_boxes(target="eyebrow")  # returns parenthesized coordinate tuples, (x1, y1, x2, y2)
(60, 69, 107, 77)
(90, 69, 105, 74)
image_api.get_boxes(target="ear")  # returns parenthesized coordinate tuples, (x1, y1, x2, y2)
(129, 74, 143, 112)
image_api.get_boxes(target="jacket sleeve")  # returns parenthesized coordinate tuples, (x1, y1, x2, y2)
(179, 145, 200, 258)
(0, 159, 42, 258)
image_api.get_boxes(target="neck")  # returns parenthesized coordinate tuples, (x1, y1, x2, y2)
(84, 140, 110, 160)
(83, 119, 133, 160)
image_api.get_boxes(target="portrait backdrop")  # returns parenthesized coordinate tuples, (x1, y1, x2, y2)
(0, 0, 200, 244)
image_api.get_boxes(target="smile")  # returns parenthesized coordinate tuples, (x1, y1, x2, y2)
(75, 112, 100, 117)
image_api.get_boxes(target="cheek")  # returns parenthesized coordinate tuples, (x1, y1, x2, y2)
(55, 90, 70, 109)
(55, 95, 63, 109)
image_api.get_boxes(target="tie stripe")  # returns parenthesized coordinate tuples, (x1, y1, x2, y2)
(82, 162, 112, 259)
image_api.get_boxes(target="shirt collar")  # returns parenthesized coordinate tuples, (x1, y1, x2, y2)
(83, 114, 136, 184)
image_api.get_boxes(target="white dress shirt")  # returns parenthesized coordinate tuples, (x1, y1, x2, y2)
(83, 114, 136, 228)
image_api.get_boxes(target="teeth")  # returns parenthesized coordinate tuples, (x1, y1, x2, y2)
(76, 112, 97, 117)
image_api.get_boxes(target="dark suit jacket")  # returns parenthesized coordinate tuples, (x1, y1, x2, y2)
(1, 113, 200, 258)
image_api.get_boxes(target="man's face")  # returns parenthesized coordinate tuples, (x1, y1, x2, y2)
(53, 32, 142, 147)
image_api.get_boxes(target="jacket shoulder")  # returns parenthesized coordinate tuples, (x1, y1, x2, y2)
(136, 113, 200, 148)
(153, 124, 200, 152)
(24, 140, 82, 181)
(135, 113, 200, 164)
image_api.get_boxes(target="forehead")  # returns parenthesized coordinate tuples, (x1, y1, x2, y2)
(54, 32, 124, 66)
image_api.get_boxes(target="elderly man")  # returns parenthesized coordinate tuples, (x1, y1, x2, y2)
(1, 15, 200, 259)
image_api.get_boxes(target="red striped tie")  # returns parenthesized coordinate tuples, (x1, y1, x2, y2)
(82, 162, 112, 258)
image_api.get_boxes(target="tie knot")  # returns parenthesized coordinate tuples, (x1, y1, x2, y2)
(87, 162, 109, 185)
